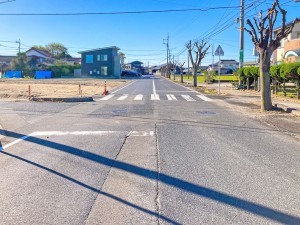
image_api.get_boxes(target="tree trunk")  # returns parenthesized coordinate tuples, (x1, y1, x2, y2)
(247, 77, 250, 90)
(296, 81, 300, 99)
(259, 51, 273, 111)
(254, 78, 257, 91)
(193, 67, 197, 87)
(272, 79, 276, 95)
(180, 70, 183, 83)
(283, 80, 287, 96)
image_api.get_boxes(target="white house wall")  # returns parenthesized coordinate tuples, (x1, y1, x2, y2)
(26, 50, 49, 59)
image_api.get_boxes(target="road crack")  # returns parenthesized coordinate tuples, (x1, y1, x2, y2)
(155, 123, 161, 225)
(83, 131, 133, 224)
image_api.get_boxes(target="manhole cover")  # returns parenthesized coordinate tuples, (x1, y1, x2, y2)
(197, 111, 217, 115)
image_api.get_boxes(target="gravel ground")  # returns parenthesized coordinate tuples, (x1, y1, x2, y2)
(0, 79, 127, 100)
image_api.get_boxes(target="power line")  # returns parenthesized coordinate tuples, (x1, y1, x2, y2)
(0, 6, 243, 16)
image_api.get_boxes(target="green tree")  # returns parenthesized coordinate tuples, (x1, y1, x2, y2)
(280, 62, 300, 98)
(237, 67, 246, 88)
(243, 67, 252, 90)
(250, 66, 259, 91)
(11, 52, 34, 77)
(270, 65, 282, 94)
(46, 43, 69, 59)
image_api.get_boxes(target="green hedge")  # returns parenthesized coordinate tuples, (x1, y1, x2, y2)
(46, 64, 81, 77)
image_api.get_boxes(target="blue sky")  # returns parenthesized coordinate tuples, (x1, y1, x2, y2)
(0, 0, 299, 66)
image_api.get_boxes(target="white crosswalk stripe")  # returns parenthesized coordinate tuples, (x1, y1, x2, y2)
(100, 95, 114, 100)
(134, 94, 143, 101)
(117, 94, 129, 101)
(166, 94, 178, 100)
(100, 94, 211, 102)
(151, 94, 160, 100)
(197, 95, 213, 102)
(181, 95, 196, 101)
(170, 94, 177, 100)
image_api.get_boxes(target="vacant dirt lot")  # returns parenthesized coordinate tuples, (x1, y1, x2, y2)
(0, 79, 128, 101)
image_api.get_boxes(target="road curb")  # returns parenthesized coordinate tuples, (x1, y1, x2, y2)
(31, 97, 94, 102)
(160, 76, 199, 93)
(274, 103, 300, 117)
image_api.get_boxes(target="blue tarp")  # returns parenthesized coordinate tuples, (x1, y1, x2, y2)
(35, 71, 53, 79)
(5, 71, 22, 78)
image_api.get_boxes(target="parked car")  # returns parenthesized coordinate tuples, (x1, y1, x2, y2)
(121, 70, 141, 78)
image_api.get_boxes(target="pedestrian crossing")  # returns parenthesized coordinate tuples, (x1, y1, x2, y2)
(99, 94, 213, 102)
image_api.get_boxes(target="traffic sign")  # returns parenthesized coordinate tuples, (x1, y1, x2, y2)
(215, 45, 224, 56)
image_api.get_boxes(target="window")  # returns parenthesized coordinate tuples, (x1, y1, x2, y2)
(97, 55, 100, 61)
(101, 66, 108, 76)
(86, 55, 93, 63)
(100, 55, 108, 61)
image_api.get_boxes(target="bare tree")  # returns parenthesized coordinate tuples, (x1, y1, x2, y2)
(245, 0, 299, 111)
(186, 40, 210, 87)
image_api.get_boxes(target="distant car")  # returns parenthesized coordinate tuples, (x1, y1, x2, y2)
(121, 71, 141, 78)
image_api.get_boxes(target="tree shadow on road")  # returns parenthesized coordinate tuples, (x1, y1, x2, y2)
(1, 129, 300, 225)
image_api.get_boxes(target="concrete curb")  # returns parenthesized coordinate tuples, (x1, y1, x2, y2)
(31, 97, 94, 102)
(274, 103, 300, 117)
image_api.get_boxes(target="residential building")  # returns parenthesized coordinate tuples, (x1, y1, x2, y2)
(207, 60, 239, 74)
(79, 46, 121, 78)
(26, 47, 55, 66)
(244, 61, 258, 67)
(124, 61, 144, 74)
(0, 55, 16, 73)
(119, 52, 126, 69)
(273, 20, 300, 64)
(63, 58, 81, 65)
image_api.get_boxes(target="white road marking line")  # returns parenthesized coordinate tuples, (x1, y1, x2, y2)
(0, 130, 155, 151)
(153, 80, 157, 95)
(101, 95, 114, 101)
(110, 81, 137, 94)
(156, 90, 194, 93)
(170, 94, 177, 100)
(134, 94, 143, 101)
(181, 95, 196, 102)
(151, 94, 160, 100)
(166, 94, 172, 100)
(0, 134, 32, 151)
(197, 95, 213, 102)
(117, 94, 129, 101)
(31, 131, 124, 136)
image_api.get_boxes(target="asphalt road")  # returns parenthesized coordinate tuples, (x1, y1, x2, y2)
(0, 77, 299, 225)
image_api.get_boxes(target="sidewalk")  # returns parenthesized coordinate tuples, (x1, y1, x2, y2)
(181, 80, 300, 116)
(217, 83, 300, 116)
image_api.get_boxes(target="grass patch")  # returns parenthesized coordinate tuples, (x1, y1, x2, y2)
(277, 89, 298, 99)
(178, 74, 239, 83)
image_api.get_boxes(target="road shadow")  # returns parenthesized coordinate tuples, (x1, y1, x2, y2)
(1, 129, 300, 224)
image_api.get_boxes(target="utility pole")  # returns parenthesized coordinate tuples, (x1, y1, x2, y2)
(163, 33, 170, 78)
(173, 55, 175, 80)
(187, 40, 191, 79)
(15, 39, 20, 53)
(239, 0, 244, 69)
(212, 44, 214, 73)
